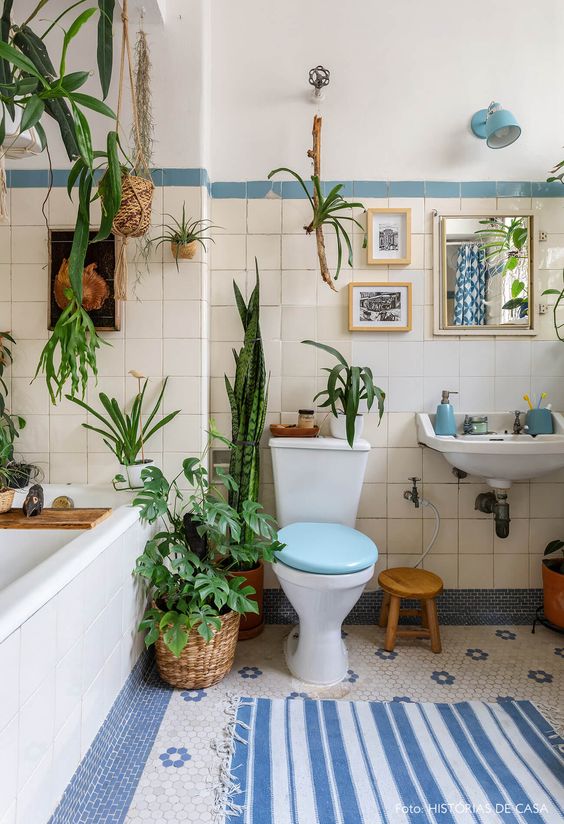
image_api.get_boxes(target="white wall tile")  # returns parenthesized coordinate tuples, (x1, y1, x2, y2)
(0, 717, 18, 820)
(0, 632, 19, 734)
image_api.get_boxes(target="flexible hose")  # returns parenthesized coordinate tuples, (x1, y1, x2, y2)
(414, 499, 440, 568)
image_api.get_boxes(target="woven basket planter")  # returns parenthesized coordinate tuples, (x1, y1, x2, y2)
(112, 174, 154, 239)
(171, 240, 197, 260)
(0, 488, 15, 514)
(155, 609, 240, 689)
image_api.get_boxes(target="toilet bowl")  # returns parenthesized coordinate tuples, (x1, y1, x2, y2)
(274, 536, 376, 686)
(269, 437, 377, 685)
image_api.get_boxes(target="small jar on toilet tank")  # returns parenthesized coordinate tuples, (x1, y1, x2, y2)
(298, 409, 315, 428)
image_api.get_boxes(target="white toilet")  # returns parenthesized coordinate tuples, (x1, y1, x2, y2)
(270, 436, 377, 685)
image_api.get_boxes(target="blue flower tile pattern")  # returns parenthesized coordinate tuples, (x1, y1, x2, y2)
(465, 648, 489, 661)
(554, 648, 564, 658)
(345, 669, 359, 683)
(527, 670, 553, 684)
(238, 666, 263, 679)
(375, 648, 398, 660)
(288, 691, 309, 699)
(392, 696, 413, 703)
(431, 670, 455, 686)
(159, 747, 191, 768)
(180, 689, 207, 702)
(495, 629, 516, 640)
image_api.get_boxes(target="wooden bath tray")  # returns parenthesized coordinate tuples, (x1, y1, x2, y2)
(0, 508, 112, 529)
(270, 424, 320, 438)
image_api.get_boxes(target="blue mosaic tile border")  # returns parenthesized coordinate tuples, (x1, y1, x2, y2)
(263, 588, 544, 626)
(5, 169, 564, 197)
(50, 651, 172, 824)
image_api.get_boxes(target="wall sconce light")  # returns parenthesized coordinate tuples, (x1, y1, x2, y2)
(470, 101, 521, 149)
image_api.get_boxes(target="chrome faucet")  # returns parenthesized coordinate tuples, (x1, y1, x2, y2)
(512, 410, 528, 435)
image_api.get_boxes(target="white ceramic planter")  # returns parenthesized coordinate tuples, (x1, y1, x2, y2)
(329, 413, 364, 442)
(119, 460, 154, 489)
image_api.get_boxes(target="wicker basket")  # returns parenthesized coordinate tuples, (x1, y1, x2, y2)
(171, 240, 197, 260)
(155, 609, 240, 689)
(0, 488, 15, 514)
(112, 174, 154, 238)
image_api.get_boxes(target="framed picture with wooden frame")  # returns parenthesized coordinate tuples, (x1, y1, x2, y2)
(366, 207, 411, 265)
(348, 281, 412, 332)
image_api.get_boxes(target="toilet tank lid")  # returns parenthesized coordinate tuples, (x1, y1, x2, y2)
(269, 436, 370, 451)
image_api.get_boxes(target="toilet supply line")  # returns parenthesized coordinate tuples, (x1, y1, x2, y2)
(403, 478, 441, 568)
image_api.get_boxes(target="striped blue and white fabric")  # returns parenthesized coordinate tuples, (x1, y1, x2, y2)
(228, 698, 563, 824)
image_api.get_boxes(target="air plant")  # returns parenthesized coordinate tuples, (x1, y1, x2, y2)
(268, 115, 366, 290)
(152, 203, 216, 269)
(224, 260, 268, 544)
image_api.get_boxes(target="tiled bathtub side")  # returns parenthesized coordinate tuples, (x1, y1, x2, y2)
(0, 518, 150, 824)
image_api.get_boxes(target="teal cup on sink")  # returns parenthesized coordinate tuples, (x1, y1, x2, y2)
(526, 408, 553, 435)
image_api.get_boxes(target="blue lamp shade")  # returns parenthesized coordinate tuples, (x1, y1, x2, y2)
(471, 102, 521, 149)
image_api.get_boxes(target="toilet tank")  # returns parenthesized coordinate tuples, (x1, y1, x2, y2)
(269, 436, 370, 528)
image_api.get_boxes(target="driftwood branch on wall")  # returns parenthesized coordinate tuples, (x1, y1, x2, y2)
(305, 115, 337, 292)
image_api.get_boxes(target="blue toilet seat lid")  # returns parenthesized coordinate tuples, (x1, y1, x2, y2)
(275, 522, 377, 575)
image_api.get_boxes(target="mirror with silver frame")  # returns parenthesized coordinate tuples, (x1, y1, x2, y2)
(433, 211, 536, 335)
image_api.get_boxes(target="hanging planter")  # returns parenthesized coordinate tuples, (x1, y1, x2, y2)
(112, 172, 154, 238)
(171, 240, 197, 260)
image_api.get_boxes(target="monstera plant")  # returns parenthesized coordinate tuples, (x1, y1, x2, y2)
(0, 1, 122, 401)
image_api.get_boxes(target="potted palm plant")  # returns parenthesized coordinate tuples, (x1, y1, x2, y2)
(152, 203, 216, 268)
(133, 431, 283, 688)
(66, 376, 180, 488)
(302, 340, 385, 447)
(542, 541, 564, 629)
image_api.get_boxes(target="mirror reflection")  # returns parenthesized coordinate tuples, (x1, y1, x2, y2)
(440, 214, 533, 329)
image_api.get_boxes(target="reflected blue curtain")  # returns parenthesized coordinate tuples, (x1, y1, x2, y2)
(454, 243, 487, 326)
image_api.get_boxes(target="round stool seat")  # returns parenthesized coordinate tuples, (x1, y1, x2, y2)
(378, 567, 443, 599)
(276, 522, 377, 574)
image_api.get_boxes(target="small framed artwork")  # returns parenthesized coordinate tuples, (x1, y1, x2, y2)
(348, 282, 412, 332)
(366, 207, 411, 265)
(49, 229, 120, 331)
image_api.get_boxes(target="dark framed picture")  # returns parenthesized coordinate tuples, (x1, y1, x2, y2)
(366, 208, 411, 265)
(48, 229, 120, 331)
(348, 281, 412, 332)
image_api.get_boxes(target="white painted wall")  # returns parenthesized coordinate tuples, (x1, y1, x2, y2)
(210, 0, 564, 181)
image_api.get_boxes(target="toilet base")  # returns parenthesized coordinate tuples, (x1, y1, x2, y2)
(284, 626, 349, 686)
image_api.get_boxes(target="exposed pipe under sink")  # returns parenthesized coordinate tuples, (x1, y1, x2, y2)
(475, 490, 511, 539)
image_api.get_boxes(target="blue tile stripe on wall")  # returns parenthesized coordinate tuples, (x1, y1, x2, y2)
(5, 169, 564, 196)
(50, 651, 172, 824)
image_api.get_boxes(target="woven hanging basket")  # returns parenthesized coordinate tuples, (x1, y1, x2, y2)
(0, 488, 15, 514)
(112, 173, 154, 239)
(155, 609, 240, 689)
(171, 240, 197, 260)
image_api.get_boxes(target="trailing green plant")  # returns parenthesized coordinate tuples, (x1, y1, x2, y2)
(475, 217, 529, 317)
(542, 270, 564, 342)
(224, 261, 268, 545)
(0, 332, 25, 459)
(303, 340, 385, 448)
(544, 540, 564, 575)
(133, 430, 283, 657)
(151, 203, 216, 269)
(0, 1, 123, 400)
(66, 376, 180, 467)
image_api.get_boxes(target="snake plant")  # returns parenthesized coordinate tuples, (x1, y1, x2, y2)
(303, 340, 385, 448)
(0, 1, 122, 400)
(224, 260, 268, 541)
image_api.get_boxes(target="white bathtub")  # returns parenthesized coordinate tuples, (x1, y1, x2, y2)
(0, 485, 152, 824)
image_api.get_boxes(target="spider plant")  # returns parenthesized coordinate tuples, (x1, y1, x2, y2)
(152, 203, 216, 269)
(66, 376, 180, 467)
(303, 340, 385, 448)
(267, 167, 366, 286)
(0, 1, 122, 401)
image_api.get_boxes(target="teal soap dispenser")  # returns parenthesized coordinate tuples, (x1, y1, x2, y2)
(435, 390, 458, 436)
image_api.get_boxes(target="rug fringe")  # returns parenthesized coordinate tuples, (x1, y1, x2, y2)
(211, 693, 253, 823)
(534, 701, 564, 748)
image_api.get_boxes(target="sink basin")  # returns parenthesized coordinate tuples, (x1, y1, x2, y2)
(416, 412, 564, 488)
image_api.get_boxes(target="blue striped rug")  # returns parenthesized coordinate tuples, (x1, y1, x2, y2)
(228, 698, 563, 823)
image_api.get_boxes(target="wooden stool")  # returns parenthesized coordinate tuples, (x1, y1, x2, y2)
(378, 568, 443, 653)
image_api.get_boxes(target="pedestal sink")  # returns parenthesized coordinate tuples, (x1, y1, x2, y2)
(416, 412, 564, 489)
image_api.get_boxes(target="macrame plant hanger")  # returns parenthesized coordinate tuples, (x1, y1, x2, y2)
(112, 0, 154, 300)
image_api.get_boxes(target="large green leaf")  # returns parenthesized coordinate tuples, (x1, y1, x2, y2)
(19, 95, 44, 132)
(70, 91, 115, 119)
(0, 1, 14, 112)
(97, 0, 115, 98)
(59, 7, 97, 79)
(13, 24, 56, 78)
(67, 169, 93, 300)
(0, 39, 47, 85)
(45, 97, 80, 160)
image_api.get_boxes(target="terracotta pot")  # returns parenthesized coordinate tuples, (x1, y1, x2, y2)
(171, 240, 197, 260)
(230, 561, 265, 640)
(542, 559, 564, 629)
